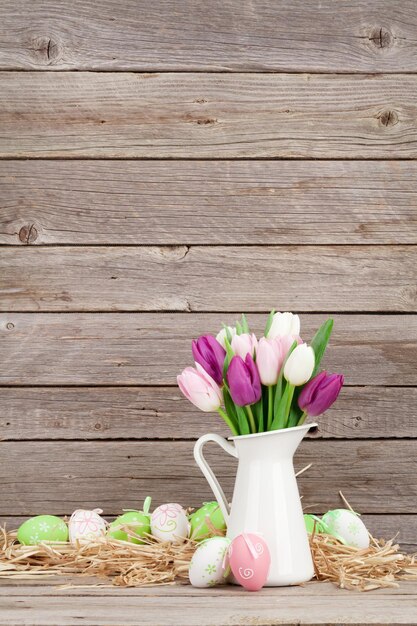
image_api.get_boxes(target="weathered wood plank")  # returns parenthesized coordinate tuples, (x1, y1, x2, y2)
(2, 160, 417, 245)
(1, 0, 417, 73)
(0, 386, 416, 440)
(2, 73, 417, 158)
(1, 580, 416, 596)
(1, 515, 415, 552)
(2, 246, 416, 312)
(1, 313, 415, 386)
(0, 440, 415, 515)
(1, 589, 416, 626)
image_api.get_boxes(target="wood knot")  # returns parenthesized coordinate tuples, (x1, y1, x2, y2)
(196, 118, 217, 125)
(31, 35, 62, 65)
(6, 322, 14, 330)
(19, 224, 38, 244)
(368, 27, 393, 49)
(377, 109, 399, 127)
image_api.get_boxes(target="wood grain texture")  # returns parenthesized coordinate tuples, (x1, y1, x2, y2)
(0, 440, 415, 515)
(0, 386, 416, 440)
(0, 313, 415, 386)
(2, 160, 417, 245)
(2, 245, 416, 312)
(2, 73, 417, 158)
(1, 0, 417, 73)
(1, 584, 417, 626)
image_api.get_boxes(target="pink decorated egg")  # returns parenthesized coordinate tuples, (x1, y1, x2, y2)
(228, 533, 271, 591)
(69, 508, 106, 544)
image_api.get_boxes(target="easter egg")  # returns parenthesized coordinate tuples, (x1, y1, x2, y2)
(189, 501, 226, 541)
(69, 508, 106, 544)
(228, 533, 271, 591)
(151, 503, 189, 543)
(304, 514, 328, 534)
(108, 511, 151, 544)
(17, 515, 68, 545)
(189, 536, 230, 588)
(321, 509, 370, 549)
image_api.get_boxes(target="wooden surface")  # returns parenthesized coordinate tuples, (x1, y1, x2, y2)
(2, 72, 417, 158)
(2, 160, 417, 245)
(2, 245, 417, 312)
(1, 313, 415, 385)
(1, 3, 417, 622)
(0, 579, 416, 626)
(1, 386, 416, 440)
(0, 440, 416, 514)
(1, 0, 417, 73)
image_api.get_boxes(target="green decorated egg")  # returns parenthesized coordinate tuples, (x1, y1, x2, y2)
(304, 514, 328, 534)
(189, 502, 226, 542)
(321, 508, 369, 549)
(108, 511, 150, 544)
(17, 515, 69, 545)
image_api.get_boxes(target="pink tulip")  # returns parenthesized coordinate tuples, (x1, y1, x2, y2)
(256, 338, 281, 385)
(231, 333, 258, 359)
(177, 364, 222, 412)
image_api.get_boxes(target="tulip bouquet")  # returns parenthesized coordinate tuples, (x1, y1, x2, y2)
(177, 311, 344, 436)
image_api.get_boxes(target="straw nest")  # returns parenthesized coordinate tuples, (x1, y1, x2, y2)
(1, 523, 416, 591)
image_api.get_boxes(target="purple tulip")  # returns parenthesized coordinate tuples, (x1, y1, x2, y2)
(227, 354, 262, 407)
(298, 371, 344, 417)
(192, 335, 226, 385)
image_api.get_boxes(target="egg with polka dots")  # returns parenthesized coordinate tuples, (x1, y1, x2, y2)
(321, 509, 370, 549)
(17, 515, 69, 545)
(189, 501, 226, 541)
(189, 536, 230, 588)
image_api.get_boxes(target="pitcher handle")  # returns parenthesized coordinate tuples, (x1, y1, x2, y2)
(194, 433, 238, 524)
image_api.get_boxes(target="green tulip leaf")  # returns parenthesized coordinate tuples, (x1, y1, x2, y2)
(310, 318, 334, 376)
(223, 385, 239, 432)
(241, 313, 250, 334)
(264, 309, 275, 337)
(235, 405, 251, 435)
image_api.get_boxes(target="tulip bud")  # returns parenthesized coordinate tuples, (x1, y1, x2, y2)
(299, 371, 344, 417)
(216, 326, 236, 349)
(231, 333, 258, 360)
(283, 343, 315, 386)
(177, 364, 223, 412)
(267, 312, 300, 340)
(192, 335, 225, 385)
(227, 354, 261, 407)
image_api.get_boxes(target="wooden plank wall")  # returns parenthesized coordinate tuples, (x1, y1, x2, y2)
(0, 0, 416, 551)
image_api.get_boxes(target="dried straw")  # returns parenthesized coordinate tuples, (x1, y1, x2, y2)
(1, 514, 416, 591)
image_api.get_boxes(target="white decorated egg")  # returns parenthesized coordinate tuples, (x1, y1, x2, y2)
(321, 509, 370, 549)
(189, 536, 230, 588)
(150, 503, 189, 543)
(69, 508, 107, 544)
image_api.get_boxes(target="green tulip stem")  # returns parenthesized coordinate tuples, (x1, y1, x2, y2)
(284, 384, 295, 428)
(267, 386, 273, 430)
(245, 405, 257, 434)
(298, 411, 308, 426)
(218, 408, 239, 436)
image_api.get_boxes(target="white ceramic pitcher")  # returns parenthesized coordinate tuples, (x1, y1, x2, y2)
(194, 423, 316, 586)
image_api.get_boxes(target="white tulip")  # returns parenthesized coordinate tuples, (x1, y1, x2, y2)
(216, 326, 236, 349)
(231, 333, 258, 359)
(283, 344, 315, 386)
(267, 312, 300, 339)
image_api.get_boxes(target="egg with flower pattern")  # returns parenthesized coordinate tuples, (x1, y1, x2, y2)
(17, 515, 69, 545)
(321, 509, 369, 549)
(151, 503, 189, 543)
(189, 536, 230, 587)
(69, 509, 106, 544)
